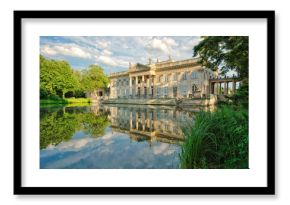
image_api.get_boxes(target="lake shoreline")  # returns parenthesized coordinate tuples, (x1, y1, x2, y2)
(40, 98, 92, 106)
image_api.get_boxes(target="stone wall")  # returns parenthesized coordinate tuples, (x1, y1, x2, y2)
(102, 94, 218, 107)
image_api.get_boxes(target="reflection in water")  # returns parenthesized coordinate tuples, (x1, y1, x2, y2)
(40, 105, 198, 169)
(40, 106, 109, 149)
(104, 105, 194, 145)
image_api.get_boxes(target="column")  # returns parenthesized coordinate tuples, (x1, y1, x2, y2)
(129, 76, 132, 97)
(219, 82, 222, 95)
(224, 82, 228, 95)
(135, 76, 138, 97)
(117, 80, 119, 98)
(130, 111, 132, 129)
(152, 76, 155, 98)
(136, 112, 139, 130)
(142, 112, 145, 131)
(215, 83, 218, 94)
(148, 75, 151, 96)
(209, 83, 214, 94)
(149, 75, 152, 97)
(224, 82, 227, 95)
(233, 81, 236, 93)
(142, 75, 145, 97)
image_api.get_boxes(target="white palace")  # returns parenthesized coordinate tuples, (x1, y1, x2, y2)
(109, 57, 217, 99)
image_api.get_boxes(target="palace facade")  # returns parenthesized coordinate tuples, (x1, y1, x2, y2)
(109, 57, 216, 99)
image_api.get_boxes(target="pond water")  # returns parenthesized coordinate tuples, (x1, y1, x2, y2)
(40, 104, 200, 169)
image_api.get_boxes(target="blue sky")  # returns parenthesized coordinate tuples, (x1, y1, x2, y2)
(40, 36, 201, 74)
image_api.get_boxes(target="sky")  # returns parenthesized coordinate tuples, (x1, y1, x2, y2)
(40, 36, 201, 74)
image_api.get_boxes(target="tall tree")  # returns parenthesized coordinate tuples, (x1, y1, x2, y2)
(54, 60, 80, 98)
(40, 55, 55, 96)
(40, 55, 80, 98)
(193, 36, 248, 79)
(81, 65, 109, 93)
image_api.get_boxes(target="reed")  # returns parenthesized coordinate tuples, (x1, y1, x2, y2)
(180, 105, 248, 169)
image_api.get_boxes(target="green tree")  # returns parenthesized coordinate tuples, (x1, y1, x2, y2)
(193, 36, 249, 79)
(40, 55, 55, 97)
(81, 65, 109, 93)
(72, 70, 86, 97)
(52, 60, 80, 98)
(40, 55, 80, 98)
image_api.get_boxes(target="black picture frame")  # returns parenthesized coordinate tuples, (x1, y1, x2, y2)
(14, 10, 275, 195)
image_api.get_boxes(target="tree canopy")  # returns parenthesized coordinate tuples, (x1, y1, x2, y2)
(40, 55, 109, 99)
(80, 65, 109, 93)
(40, 55, 80, 98)
(193, 36, 248, 79)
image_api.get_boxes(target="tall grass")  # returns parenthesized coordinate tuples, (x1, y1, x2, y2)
(180, 105, 248, 169)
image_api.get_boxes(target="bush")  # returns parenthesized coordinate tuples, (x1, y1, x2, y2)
(180, 105, 248, 169)
(74, 90, 86, 98)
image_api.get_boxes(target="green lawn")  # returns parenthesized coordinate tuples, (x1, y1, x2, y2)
(40, 98, 92, 106)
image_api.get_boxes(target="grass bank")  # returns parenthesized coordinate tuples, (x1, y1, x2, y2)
(180, 105, 248, 169)
(40, 98, 92, 106)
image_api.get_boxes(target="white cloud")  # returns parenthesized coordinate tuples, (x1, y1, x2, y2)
(66, 36, 98, 48)
(96, 55, 129, 68)
(41, 44, 92, 59)
(41, 45, 58, 55)
(96, 40, 110, 49)
(102, 49, 113, 56)
(151, 38, 169, 53)
(163, 37, 178, 47)
(146, 37, 178, 55)
(97, 55, 117, 66)
(40, 36, 202, 72)
(181, 37, 202, 52)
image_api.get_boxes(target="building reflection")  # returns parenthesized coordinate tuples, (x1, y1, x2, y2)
(102, 105, 195, 145)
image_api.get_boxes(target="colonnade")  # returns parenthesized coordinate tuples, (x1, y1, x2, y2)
(209, 78, 239, 95)
(129, 75, 154, 98)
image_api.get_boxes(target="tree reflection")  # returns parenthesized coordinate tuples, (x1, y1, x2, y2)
(40, 107, 109, 149)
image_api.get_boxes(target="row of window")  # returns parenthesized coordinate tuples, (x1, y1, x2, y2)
(115, 84, 202, 96)
(113, 71, 202, 87)
(115, 80, 130, 87)
(158, 71, 199, 83)
(156, 85, 199, 96)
